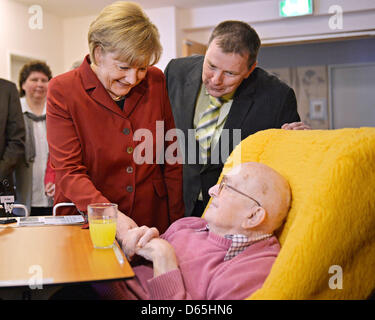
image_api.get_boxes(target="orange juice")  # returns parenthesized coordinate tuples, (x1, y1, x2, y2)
(89, 218, 117, 248)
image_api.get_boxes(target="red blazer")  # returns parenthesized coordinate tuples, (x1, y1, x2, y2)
(46, 55, 184, 233)
(44, 154, 55, 185)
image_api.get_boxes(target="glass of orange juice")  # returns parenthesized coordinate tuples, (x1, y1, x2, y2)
(88, 203, 118, 249)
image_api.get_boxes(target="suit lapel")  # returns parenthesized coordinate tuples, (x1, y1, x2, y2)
(122, 81, 146, 118)
(90, 86, 127, 119)
(79, 56, 126, 119)
(223, 76, 256, 132)
(180, 61, 203, 132)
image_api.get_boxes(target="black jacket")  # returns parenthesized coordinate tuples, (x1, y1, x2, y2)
(165, 55, 300, 216)
(0, 79, 25, 199)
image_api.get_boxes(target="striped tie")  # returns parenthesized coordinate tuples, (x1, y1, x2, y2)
(195, 95, 224, 163)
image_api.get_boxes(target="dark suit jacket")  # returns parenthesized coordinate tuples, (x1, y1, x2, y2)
(0, 79, 25, 196)
(165, 55, 300, 216)
(47, 56, 184, 233)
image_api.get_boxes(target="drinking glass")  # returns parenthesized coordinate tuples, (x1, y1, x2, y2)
(88, 203, 118, 249)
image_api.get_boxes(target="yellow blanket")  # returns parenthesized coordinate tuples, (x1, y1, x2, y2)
(218, 127, 375, 299)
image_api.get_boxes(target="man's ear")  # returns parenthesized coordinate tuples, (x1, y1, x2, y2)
(241, 206, 266, 230)
(244, 61, 257, 79)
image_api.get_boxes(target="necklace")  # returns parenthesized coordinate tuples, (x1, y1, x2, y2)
(112, 95, 125, 101)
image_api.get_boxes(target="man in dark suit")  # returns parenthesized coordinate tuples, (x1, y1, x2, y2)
(165, 20, 308, 217)
(0, 79, 25, 215)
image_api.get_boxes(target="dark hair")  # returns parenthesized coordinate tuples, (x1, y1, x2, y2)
(208, 20, 261, 68)
(19, 61, 52, 97)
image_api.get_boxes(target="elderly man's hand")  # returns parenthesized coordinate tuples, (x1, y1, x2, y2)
(137, 238, 179, 277)
(121, 225, 159, 260)
(281, 121, 311, 130)
(116, 211, 138, 244)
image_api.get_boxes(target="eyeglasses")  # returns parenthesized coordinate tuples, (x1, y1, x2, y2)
(218, 178, 262, 207)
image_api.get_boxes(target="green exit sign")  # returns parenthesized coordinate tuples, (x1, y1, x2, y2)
(279, 0, 313, 17)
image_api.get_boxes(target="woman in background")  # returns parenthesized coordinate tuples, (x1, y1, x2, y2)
(15, 61, 54, 216)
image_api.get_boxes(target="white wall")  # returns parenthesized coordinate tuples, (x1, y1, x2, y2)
(1, 0, 375, 82)
(63, 15, 95, 72)
(145, 7, 180, 71)
(0, 0, 64, 82)
(63, 0, 375, 75)
(0, 2, 181, 80)
(181, 0, 375, 45)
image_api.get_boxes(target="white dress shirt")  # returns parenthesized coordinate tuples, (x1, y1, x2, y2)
(20, 97, 49, 207)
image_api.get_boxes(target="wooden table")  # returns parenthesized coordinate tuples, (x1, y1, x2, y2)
(0, 224, 134, 289)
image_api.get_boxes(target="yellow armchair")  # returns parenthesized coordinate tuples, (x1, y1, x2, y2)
(214, 127, 375, 299)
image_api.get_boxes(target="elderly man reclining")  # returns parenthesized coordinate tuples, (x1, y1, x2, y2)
(94, 162, 291, 300)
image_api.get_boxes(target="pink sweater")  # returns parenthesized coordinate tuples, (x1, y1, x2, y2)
(96, 217, 280, 300)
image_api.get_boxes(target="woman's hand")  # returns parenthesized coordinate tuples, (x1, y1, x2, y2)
(45, 182, 55, 197)
(116, 211, 138, 244)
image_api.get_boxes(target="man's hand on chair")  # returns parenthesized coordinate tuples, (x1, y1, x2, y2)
(282, 121, 311, 130)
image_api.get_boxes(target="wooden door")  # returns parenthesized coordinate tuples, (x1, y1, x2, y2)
(182, 39, 207, 57)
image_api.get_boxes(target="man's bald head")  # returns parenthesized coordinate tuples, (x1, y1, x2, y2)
(205, 162, 291, 237)
(234, 162, 291, 233)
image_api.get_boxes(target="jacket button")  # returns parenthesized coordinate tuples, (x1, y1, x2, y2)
(126, 166, 133, 174)
(126, 147, 133, 154)
(123, 128, 130, 135)
(126, 185, 133, 193)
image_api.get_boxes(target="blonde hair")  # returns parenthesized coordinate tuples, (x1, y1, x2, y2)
(88, 1, 162, 67)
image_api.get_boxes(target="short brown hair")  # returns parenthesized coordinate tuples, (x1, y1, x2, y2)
(208, 20, 261, 68)
(88, 1, 162, 67)
(18, 61, 52, 97)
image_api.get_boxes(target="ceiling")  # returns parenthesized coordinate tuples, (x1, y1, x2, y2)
(12, 0, 264, 18)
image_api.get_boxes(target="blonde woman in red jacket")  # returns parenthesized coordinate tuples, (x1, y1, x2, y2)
(46, 2, 184, 233)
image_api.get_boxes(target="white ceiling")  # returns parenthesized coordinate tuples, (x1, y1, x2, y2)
(12, 0, 264, 18)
